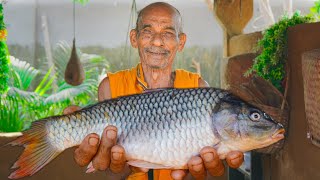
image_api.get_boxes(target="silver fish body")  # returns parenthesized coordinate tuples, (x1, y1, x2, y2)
(8, 88, 285, 179)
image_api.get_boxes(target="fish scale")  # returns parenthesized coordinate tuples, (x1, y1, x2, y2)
(8, 87, 285, 179)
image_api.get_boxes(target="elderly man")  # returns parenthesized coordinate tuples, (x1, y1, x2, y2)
(65, 2, 243, 180)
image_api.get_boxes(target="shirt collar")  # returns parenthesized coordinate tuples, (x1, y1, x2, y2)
(136, 63, 176, 90)
(136, 63, 149, 90)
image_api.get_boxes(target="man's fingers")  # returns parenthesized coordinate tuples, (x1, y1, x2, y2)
(188, 156, 206, 180)
(129, 166, 149, 173)
(92, 125, 117, 171)
(200, 146, 225, 177)
(226, 151, 244, 169)
(110, 145, 126, 173)
(63, 105, 81, 114)
(171, 169, 188, 180)
(74, 133, 100, 167)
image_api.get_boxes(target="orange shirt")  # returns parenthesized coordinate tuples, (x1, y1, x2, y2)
(107, 63, 200, 180)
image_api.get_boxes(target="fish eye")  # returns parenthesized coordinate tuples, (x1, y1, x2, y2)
(250, 111, 261, 121)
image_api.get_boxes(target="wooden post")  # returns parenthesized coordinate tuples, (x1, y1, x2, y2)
(213, 0, 253, 57)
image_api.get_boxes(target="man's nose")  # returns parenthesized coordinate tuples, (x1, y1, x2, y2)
(150, 33, 164, 46)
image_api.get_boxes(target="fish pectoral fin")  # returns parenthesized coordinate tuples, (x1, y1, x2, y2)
(127, 160, 172, 169)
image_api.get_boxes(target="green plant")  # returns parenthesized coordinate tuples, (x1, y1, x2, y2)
(0, 56, 53, 132)
(0, 95, 22, 132)
(309, 0, 320, 20)
(0, 41, 9, 94)
(0, 4, 9, 94)
(246, 12, 312, 92)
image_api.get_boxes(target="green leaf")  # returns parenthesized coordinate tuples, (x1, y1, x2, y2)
(245, 11, 311, 92)
(9, 56, 40, 90)
(34, 67, 54, 95)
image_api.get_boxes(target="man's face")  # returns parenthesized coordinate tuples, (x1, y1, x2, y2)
(130, 6, 186, 69)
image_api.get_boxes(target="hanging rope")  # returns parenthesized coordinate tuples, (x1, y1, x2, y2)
(73, 0, 75, 40)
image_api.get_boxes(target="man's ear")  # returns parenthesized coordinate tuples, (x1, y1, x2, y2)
(178, 33, 186, 52)
(130, 29, 138, 48)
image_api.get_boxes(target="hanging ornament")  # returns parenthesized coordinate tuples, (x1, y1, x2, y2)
(64, 1, 85, 86)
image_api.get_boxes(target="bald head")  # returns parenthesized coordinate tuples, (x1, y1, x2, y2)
(135, 2, 183, 33)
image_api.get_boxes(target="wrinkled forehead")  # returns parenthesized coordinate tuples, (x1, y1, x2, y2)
(137, 6, 181, 30)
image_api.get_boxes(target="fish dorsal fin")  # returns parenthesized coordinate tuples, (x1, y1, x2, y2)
(127, 160, 172, 169)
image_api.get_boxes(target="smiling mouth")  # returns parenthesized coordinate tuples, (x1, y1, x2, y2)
(272, 128, 285, 139)
(145, 48, 168, 56)
(147, 51, 167, 56)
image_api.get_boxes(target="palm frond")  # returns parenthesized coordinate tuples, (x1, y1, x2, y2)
(9, 56, 40, 90)
(45, 79, 97, 104)
(7, 87, 42, 103)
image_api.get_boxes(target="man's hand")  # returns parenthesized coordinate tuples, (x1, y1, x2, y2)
(74, 125, 133, 174)
(171, 147, 244, 180)
(63, 106, 132, 177)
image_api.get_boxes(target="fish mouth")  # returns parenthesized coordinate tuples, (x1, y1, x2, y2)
(271, 128, 285, 139)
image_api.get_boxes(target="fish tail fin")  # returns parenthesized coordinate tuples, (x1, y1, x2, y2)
(8, 120, 62, 179)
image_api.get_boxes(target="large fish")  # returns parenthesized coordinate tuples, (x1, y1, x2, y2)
(8, 88, 285, 179)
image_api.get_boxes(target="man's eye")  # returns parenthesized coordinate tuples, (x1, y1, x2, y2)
(163, 32, 175, 38)
(142, 29, 152, 34)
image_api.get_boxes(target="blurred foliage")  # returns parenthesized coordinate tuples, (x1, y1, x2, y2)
(0, 42, 108, 132)
(309, 0, 320, 20)
(174, 46, 222, 87)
